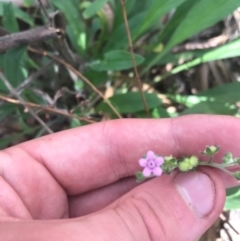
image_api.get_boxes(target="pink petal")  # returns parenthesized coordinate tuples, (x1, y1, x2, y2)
(139, 158, 147, 167)
(143, 167, 152, 177)
(153, 167, 163, 176)
(146, 150, 155, 159)
(156, 156, 164, 166)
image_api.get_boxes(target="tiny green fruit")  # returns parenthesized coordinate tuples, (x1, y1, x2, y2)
(189, 156, 199, 167)
(179, 161, 191, 172)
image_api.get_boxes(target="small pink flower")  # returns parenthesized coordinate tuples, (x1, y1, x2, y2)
(139, 151, 164, 177)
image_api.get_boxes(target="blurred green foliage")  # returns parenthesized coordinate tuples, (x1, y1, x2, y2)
(0, 0, 240, 209)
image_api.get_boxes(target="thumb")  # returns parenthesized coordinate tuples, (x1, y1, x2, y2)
(105, 168, 225, 241)
(0, 169, 225, 241)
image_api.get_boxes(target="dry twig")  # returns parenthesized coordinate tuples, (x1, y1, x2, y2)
(0, 61, 53, 107)
(120, 0, 150, 117)
(0, 26, 62, 53)
(29, 47, 123, 118)
(0, 94, 95, 124)
(0, 72, 53, 134)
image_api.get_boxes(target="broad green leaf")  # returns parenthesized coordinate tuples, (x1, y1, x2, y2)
(83, 69, 108, 86)
(83, 0, 109, 19)
(144, 0, 240, 72)
(171, 82, 240, 115)
(2, 2, 19, 32)
(225, 186, 240, 210)
(180, 101, 237, 116)
(197, 82, 240, 102)
(169, 95, 207, 108)
(89, 50, 144, 71)
(70, 118, 82, 128)
(170, 82, 240, 107)
(151, 107, 170, 118)
(96, 92, 161, 114)
(3, 47, 27, 89)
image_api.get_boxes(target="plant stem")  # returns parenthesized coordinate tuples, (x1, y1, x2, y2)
(208, 155, 213, 163)
(198, 162, 235, 177)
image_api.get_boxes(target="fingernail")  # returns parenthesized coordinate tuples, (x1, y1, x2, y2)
(174, 171, 215, 218)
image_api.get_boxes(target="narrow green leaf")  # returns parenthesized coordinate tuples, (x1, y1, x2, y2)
(3, 47, 27, 89)
(2, 2, 19, 32)
(50, 0, 82, 30)
(13, 5, 34, 26)
(0, 3, 34, 26)
(133, 0, 186, 39)
(112, 0, 137, 30)
(96, 92, 161, 114)
(145, 0, 240, 72)
(50, 0, 84, 53)
(83, 0, 109, 19)
(157, 0, 198, 44)
(104, 12, 146, 51)
(169, 38, 240, 76)
(90, 50, 145, 71)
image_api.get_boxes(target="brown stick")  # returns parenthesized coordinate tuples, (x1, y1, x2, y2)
(0, 71, 54, 134)
(120, 0, 150, 117)
(0, 94, 96, 124)
(0, 26, 62, 53)
(29, 47, 123, 119)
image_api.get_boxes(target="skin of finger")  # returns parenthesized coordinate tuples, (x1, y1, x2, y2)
(0, 176, 31, 219)
(0, 149, 68, 220)
(69, 177, 138, 217)
(103, 168, 226, 241)
(0, 168, 225, 241)
(17, 115, 240, 193)
(1, 115, 239, 220)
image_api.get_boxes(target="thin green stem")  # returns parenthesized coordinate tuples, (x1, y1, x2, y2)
(198, 162, 235, 177)
(208, 155, 213, 163)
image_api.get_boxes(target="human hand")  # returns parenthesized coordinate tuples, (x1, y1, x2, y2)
(0, 115, 239, 241)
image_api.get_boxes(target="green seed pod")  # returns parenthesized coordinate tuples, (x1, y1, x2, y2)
(178, 156, 199, 172)
(178, 161, 191, 172)
(189, 156, 199, 167)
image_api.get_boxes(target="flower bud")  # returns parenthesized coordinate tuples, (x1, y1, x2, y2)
(201, 145, 220, 156)
(222, 152, 233, 164)
(161, 156, 178, 174)
(233, 171, 240, 181)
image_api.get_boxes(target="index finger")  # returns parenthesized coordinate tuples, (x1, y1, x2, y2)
(6, 115, 240, 194)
